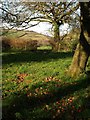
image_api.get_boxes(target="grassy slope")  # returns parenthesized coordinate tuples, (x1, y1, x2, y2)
(2, 50, 90, 120)
(1, 29, 53, 51)
(2, 29, 52, 41)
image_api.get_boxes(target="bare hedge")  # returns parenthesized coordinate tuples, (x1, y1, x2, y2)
(2, 37, 39, 51)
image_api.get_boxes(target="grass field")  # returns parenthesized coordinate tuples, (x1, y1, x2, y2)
(2, 49, 90, 120)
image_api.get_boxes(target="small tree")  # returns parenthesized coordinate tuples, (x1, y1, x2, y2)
(24, 1, 79, 51)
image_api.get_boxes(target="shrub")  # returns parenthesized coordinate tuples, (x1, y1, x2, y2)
(25, 40, 38, 51)
(48, 40, 56, 49)
(2, 37, 39, 51)
(2, 37, 11, 51)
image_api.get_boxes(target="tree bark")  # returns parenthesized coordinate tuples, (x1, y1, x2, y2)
(52, 22, 61, 52)
(68, 43, 89, 77)
(68, 2, 90, 77)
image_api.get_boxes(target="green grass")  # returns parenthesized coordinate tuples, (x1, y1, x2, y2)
(2, 50, 90, 120)
(37, 46, 52, 50)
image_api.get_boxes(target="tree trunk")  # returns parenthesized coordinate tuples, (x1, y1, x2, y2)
(52, 22, 60, 52)
(68, 2, 90, 77)
(68, 43, 89, 77)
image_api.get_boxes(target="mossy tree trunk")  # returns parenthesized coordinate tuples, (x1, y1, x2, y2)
(52, 22, 61, 52)
(68, 43, 89, 77)
(68, 2, 90, 77)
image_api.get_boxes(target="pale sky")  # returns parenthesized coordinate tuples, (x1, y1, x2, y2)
(28, 22, 69, 37)
(28, 22, 52, 36)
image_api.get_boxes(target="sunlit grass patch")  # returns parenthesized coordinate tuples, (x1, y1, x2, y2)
(37, 46, 52, 50)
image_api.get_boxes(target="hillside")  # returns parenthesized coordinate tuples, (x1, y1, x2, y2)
(1, 29, 52, 44)
(1, 29, 53, 51)
(1, 28, 80, 51)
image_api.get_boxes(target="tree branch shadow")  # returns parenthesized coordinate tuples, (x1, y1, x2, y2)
(2, 51, 73, 64)
(2, 77, 90, 120)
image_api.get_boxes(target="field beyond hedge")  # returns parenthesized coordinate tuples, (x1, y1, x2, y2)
(2, 50, 90, 120)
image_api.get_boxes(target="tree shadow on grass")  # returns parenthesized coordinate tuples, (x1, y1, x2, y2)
(2, 50, 73, 64)
(2, 77, 90, 120)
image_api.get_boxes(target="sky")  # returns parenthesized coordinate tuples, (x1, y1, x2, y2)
(28, 22, 53, 36)
(27, 22, 69, 37)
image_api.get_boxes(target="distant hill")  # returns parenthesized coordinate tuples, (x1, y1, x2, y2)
(1, 29, 53, 46)
(1, 28, 80, 51)
(1, 29, 53, 51)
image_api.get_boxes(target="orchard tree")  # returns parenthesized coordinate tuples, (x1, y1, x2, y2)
(24, 1, 79, 51)
(1, 1, 79, 51)
(68, 2, 90, 77)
